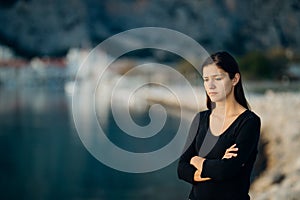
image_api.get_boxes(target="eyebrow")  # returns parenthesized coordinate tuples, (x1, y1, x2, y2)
(202, 73, 225, 78)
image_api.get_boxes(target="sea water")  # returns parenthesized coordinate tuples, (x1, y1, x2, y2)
(0, 87, 190, 200)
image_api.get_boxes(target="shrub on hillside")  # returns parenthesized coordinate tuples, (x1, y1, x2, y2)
(238, 51, 288, 80)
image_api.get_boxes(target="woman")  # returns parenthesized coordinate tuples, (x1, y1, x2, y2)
(177, 51, 261, 200)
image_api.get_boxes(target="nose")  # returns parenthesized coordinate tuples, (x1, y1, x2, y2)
(206, 80, 216, 89)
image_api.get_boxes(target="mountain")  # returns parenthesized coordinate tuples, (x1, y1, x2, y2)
(0, 0, 300, 58)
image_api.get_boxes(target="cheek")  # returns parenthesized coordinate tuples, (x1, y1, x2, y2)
(216, 81, 226, 91)
(203, 82, 209, 90)
(215, 81, 231, 95)
(224, 82, 233, 94)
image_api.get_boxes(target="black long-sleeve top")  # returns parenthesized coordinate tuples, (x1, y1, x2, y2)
(177, 109, 261, 200)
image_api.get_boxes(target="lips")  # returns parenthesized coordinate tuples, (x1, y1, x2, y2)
(208, 92, 218, 95)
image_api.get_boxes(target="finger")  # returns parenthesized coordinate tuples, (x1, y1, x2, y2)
(228, 153, 237, 157)
(226, 148, 238, 154)
(229, 147, 239, 152)
(223, 154, 232, 159)
(223, 155, 232, 159)
(224, 153, 238, 158)
(226, 144, 237, 152)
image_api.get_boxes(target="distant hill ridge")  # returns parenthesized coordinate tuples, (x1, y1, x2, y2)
(0, 0, 300, 58)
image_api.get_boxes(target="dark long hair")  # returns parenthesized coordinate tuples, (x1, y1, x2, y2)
(201, 51, 250, 110)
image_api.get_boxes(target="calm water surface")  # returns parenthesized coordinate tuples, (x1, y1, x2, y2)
(0, 88, 190, 200)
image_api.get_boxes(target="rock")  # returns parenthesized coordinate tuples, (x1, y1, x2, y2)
(272, 173, 285, 184)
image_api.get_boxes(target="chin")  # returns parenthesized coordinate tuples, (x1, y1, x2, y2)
(210, 97, 225, 103)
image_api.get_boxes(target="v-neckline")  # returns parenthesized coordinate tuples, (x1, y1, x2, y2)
(207, 109, 249, 137)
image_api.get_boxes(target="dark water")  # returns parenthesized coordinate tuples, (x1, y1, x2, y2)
(0, 88, 190, 200)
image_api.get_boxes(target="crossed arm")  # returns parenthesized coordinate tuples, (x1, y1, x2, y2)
(190, 144, 238, 182)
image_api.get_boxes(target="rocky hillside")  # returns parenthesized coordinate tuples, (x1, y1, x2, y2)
(0, 0, 300, 58)
(249, 91, 300, 199)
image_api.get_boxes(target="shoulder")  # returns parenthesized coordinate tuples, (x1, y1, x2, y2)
(192, 110, 210, 121)
(199, 109, 211, 115)
(244, 110, 261, 122)
(233, 110, 261, 139)
(190, 110, 210, 128)
(199, 109, 211, 118)
(239, 110, 261, 128)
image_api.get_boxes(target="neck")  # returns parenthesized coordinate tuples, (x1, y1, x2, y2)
(212, 92, 243, 117)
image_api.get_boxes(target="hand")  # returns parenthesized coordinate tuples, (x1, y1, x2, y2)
(190, 156, 205, 170)
(190, 156, 211, 181)
(194, 170, 211, 182)
(222, 144, 238, 159)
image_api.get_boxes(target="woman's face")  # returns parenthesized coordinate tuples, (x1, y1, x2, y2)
(202, 64, 234, 103)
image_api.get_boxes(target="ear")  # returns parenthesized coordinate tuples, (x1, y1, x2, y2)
(232, 73, 240, 86)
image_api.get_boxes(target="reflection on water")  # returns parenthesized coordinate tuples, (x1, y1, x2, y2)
(0, 88, 190, 200)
